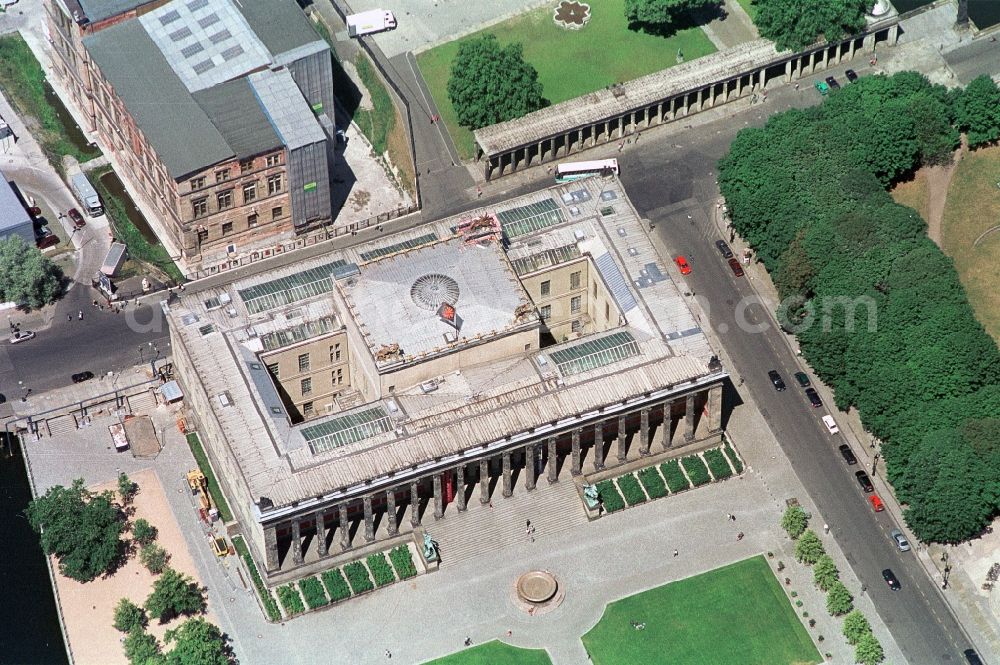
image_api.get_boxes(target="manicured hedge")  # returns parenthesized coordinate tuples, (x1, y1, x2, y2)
(723, 440, 744, 474)
(321, 568, 351, 603)
(367, 553, 396, 587)
(389, 545, 417, 580)
(682, 455, 711, 486)
(660, 459, 690, 493)
(344, 561, 374, 594)
(704, 448, 733, 480)
(277, 584, 305, 616)
(616, 473, 646, 505)
(638, 466, 668, 499)
(298, 576, 328, 609)
(596, 479, 625, 513)
(231, 535, 280, 621)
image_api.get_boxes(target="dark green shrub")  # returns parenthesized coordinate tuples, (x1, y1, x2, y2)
(131, 518, 157, 546)
(723, 441, 744, 473)
(298, 577, 328, 609)
(367, 553, 396, 587)
(596, 479, 625, 513)
(638, 466, 667, 499)
(704, 448, 733, 480)
(660, 460, 690, 493)
(682, 455, 711, 486)
(616, 473, 646, 505)
(321, 568, 351, 603)
(277, 584, 305, 616)
(389, 545, 417, 579)
(344, 561, 374, 594)
(231, 536, 280, 621)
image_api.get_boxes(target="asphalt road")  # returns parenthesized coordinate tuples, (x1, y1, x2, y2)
(618, 77, 975, 663)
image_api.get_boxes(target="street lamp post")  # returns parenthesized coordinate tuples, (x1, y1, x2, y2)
(871, 452, 881, 476)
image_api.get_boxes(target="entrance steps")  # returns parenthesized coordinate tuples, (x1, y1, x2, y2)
(45, 414, 78, 438)
(430, 479, 586, 567)
(126, 388, 157, 413)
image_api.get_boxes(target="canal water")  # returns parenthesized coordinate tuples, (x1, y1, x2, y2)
(969, 0, 1000, 29)
(98, 170, 161, 245)
(0, 437, 69, 665)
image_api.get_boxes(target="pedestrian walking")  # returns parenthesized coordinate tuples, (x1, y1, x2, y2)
(385, 649, 392, 659)
(68, 314, 72, 322)
(736, 532, 744, 541)
(92, 299, 98, 307)
(673, 549, 679, 557)
(506, 630, 512, 637)
(823, 523, 830, 534)
(78, 310, 83, 320)
(464, 637, 472, 647)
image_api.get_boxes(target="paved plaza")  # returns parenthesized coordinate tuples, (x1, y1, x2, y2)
(20, 363, 904, 664)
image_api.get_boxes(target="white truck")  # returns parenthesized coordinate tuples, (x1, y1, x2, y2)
(70, 173, 104, 217)
(346, 10, 396, 38)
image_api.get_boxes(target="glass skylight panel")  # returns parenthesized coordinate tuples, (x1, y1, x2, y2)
(549, 331, 640, 376)
(497, 199, 564, 238)
(359, 233, 437, 261)
(238, 260, 347, 314)
(303, 406, 393, 454)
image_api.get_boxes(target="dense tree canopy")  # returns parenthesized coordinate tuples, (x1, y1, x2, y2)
(163, 618, 228, 665)
(27, 479, 125, 582)
(718, 71, 1000, 543)
(446, 34, 544, 130)
(624, 0, 715, 34)
(0, 236, 63, 308)
(956, 74, 1000, 148)
(754, 0, 868, 51)
(145, 568, 205, 623)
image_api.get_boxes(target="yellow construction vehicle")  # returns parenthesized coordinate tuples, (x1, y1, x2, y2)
(186, 469, 217, 522)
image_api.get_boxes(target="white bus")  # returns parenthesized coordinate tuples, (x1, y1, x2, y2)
(555, 158, 619, 183)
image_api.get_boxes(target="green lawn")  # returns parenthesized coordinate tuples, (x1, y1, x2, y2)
(416, 0, 717, 158)
(582, 556, 821, 665)
(425, 640, 552, 665)
(735, 0, 758, 21)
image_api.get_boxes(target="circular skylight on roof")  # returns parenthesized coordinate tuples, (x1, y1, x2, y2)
(411, 274, 460, 311)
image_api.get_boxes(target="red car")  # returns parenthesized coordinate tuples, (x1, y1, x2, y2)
(36, 231, 59, 249)
(727, 257, 744, 277)
(674, 255, 692, 275)
(67, 208, 85, 229)
(869, 494, 885, 512)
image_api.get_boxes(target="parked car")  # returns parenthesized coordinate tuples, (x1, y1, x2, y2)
(27, 206, 42, 218)
(855, 471, 874, 493)
(825, 76, 840, 89)
(890, 529, 910, 552)
(67, 207, 85, 229)
(964, 649, 984, 665)
(845, 69, 859, 83)
(882, 568, 901, 590)
(9, 330, 35, 344)
(767, 370, 786, 392)
(727, 257, 744, 277)
(794, 371, 810, 388)
(675, 255, 692, 275)
(35, 230, 59, 249)
(814, 80, 830, 96)
(838, 444, 858, 465)
(822, 415, 840, 434)
(805, 387, 822, 407)
(869, 494, 885, 512)
(71, 371, 94, 383)
(715, 239, 734, 258)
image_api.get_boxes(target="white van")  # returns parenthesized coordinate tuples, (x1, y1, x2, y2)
(822, 415, 839, 435)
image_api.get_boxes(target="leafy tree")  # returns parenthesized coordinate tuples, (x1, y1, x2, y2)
(780, 504, 809, 539)
(118, 472, 139, 506)
(825, 580, 854, 616)
(132, 519, 158, 547)
(140, 543, 170, 574)
(904, 441, 993, 542)
(625, 0, 715, 34)
(842, 609, 872, 645)
(754, 0, 867, 51)
(124, 629, 161, 665)
(854, 631, 885, 665)
(956, 74, 1000, 148)
(145, 568, 204, 623)
(113, 597, 147, 633)
(813, 554, 839, 591)
(163, 618, 228, 665)
(446, 35, 543, 130)
(794, 529, 825, 564)
(26, 479, 125, 582)
(0, 236, 63, 308)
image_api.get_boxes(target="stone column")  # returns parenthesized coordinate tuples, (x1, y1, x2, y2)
(661, 401, 672, 449)
(820, 47, 828, 69)
(410, 481, 421, 527)
(456, 466, 467, 511)
(848, 38, 856, 60)
(264, 524, 279, 572)
(639, 407, 651, 456)
(339, 503, 351, 551)
(863, 33, 875, 52)
(315, 511, 328, 557)
(685, 393, 696, 442)
(291, 519, 303, 565)
(785, 60, 793, 82)
(571, 429, 582, 476)
(385, 489, 398, 536)
(709, 384, 723, 433)
(736, 76, 743, 97)
(433, 473, 444, 518)
(889, 24, 899, 45)
(363, 495, 375, 542)
(502, 452, 513, 498)
(593, 421, 605, 471)
(479, 459, 490, 504)
(547, 436, 558, 483)
(525, 444, 537, 491)
(617, 414, 628, 463)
